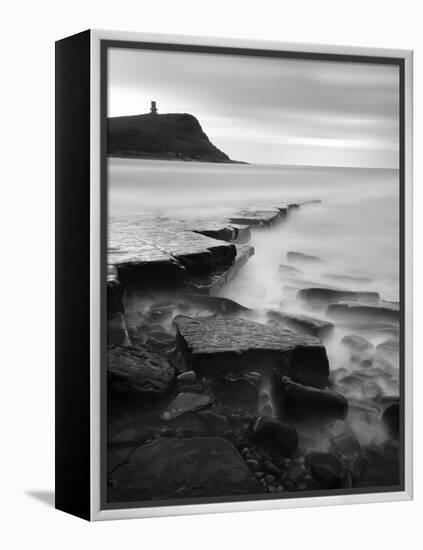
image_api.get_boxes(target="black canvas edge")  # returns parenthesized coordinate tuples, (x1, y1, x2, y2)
(98, 39, 406, 513)
(55, 29, 91, 521)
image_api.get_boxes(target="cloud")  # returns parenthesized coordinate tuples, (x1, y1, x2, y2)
(108, 47, 399, 168)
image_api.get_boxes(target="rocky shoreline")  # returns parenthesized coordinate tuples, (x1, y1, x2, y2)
(107, 200, 400, 503)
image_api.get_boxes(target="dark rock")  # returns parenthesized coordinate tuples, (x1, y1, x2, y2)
(108, 346, 174, 396)
(326, 303, 400, 325)
(287, 251, 324, 266)
(161, 392, 213, 420)
(180, 294, 251, 315)
(266, 309, 334, 340)
(307, 452, 344, 489)
(278, 377, 348, 423)
(108, 313, 130, 347)
(212, 374, 259, 413)
(382, 402, 400, 439)
(174, 315, 330, 388)
(108, 112, 232, 163)
(341, 335, 374, 360)
(198, 410, 228, 434)
(355, 446, 400, 488)
(177, 370, 197, 385)
(327, 420, 361, 455)
(298, 288, 379, 307)
(107, 279, 124, 315)
(109, 436, 260, 502)
(251, 416, 298, 456)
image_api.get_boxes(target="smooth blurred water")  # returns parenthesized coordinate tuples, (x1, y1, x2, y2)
(109, 158, 399, 302)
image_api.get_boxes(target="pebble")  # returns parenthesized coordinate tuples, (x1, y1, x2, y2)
(245, 459, 260, 471)
(264, 461, 281, 477)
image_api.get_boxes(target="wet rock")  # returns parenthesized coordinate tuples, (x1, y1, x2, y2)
(108, 313, 131, 347)
(298, 288, 379, 307)
(382, 402, 400, 439)
(107, 279, 124, 315)
(326, 303, 400, 325)
(229, 209, 281, 227)
(321, 273, 372, 285)
(180, 294, 251, 316)
(355, 446, 400, 488)
(212, 374, 259, 413)
(251, 416, 298, 456)
(341, 335, 374, 361)
(376, 339, 400, 369)
(107, 446, 134, 475)
(198, 410, 228, 434)
(266, 309, 334, 340)
(109, 437, 260, 501)
(174, 315, 330, 388)
(277, 264, 304, 278)
(278, 377, 348, 423)
(307, 452, 344, 489)
(161, 392, 213, 421)
(108, 346, 175, 396)
(287, 251, 324, 266)
(177, 370, 197, 385)
(327, 420, 361, 455)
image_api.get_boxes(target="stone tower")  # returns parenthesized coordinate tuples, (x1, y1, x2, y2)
(150, 100, 158, 115)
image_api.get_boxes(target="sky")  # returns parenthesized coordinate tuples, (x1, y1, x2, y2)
(108, 47, 399, 168)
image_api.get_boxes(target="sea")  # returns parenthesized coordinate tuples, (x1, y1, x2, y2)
(108, 157, 400, 446)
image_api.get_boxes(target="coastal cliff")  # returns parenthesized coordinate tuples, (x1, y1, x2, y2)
(107, 112, 233, 163)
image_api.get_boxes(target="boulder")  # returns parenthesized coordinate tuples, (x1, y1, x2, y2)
(326, 303, 400, 325)
(161, 392, 213, 420)
(108, 346, 175, 396)
(109, 437, 261, 501)
(251, 416, 298, 456)
(278, 377, 348, 423)
(287, 251, 324, 266)
(174, 315, 330, 388)
(212, 374, 259, 413)
(297, 288, 379, 307)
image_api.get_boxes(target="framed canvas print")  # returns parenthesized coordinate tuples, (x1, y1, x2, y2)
(55, 30, 413, 521)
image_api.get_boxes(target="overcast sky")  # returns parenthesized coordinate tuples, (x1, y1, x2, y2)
(108, 47, 399, 168)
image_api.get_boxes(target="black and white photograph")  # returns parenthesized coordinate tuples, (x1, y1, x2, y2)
(105, 43, 403, 506)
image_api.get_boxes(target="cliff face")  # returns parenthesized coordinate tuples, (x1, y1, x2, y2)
(107, 112, 231, 163)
